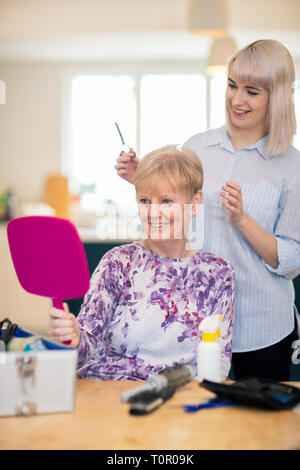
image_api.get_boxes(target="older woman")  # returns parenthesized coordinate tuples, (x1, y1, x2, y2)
(48, 145, 235, 380)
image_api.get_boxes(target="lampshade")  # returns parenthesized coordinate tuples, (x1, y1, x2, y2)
(206, 36, 237, 76)
(188, 0, 228, 37)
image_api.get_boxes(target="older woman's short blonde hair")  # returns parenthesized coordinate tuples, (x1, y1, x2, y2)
(133, 144, 203, 200)
(227, 39, 296, 157)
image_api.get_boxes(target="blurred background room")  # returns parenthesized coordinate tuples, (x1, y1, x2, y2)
(0, 0, 299, 336)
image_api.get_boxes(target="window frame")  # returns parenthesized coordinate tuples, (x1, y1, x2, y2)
(60, 61, 207, 177)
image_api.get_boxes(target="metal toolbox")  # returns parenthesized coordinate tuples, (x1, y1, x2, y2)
(0, 327, 77, 417)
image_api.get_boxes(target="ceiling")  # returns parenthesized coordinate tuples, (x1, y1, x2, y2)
(0, 0, 299, 63)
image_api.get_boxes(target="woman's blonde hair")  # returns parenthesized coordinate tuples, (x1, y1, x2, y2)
(133, 144, 203, 199)
(227, 39, 296, 157)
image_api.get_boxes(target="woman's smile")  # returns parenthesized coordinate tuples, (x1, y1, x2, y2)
(150, 221, 170, 229)
(148, 220, 171, 236)
(232, 108, 251, 118)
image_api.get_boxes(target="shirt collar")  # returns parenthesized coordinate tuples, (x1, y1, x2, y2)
(206, 125, 271, 160)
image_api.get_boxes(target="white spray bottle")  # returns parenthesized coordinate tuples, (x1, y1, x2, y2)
(197, 314, 222, 383)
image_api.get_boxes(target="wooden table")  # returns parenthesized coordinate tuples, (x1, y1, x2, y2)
(1, 380, 300, 450)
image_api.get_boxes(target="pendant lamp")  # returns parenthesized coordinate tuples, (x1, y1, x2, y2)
(188, 0, 228, 37)
(206, 36, 237, 76)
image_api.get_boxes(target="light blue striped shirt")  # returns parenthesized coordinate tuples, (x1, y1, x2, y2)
(185, 126, 300, 352)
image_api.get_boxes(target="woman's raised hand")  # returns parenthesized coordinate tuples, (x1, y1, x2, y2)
(221, 181, 247, 228)
(48, 302, 81, 347)
(115, 148, 139, 183)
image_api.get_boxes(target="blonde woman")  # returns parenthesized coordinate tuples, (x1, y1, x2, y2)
(116, 39, 300, 381)
(49, 146, 235, 380)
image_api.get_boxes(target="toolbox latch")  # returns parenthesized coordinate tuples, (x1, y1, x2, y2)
(16, 355, 37, 416)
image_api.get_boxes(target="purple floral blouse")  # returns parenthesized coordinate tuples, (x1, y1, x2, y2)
(76, 242, 235, 381)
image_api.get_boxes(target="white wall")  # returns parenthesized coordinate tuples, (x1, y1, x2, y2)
(0, 62, 62, 202)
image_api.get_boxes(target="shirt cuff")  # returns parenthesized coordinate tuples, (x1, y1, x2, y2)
(263, 236, 300, 279)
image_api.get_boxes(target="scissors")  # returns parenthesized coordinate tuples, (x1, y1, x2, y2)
(114, 122, 135, 156)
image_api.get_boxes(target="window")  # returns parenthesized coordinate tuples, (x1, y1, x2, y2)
(70, 75, 137, 213)
(210, 73, 226, 129)
(140, 74, 206, 155)
(67, 71, 206, 218)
